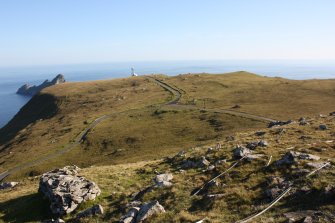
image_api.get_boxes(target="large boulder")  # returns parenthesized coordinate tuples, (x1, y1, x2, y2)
(39, 165, 101, 215)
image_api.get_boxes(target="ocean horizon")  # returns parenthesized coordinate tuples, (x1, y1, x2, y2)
(1, 60, 335, 128)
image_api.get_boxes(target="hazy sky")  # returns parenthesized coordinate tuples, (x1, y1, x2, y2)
(1, 0, 335, 66)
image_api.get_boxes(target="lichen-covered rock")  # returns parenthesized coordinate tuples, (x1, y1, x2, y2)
(39, 165, 101, 215)
(135, 201, 165, 223)
(76, 204, 104, 219)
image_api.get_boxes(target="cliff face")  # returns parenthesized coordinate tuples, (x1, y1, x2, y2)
(17, 74, 66, 96)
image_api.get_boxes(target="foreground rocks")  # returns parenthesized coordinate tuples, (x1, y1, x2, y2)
(120, 200, 165, 223)
(39, 165, 101, 215)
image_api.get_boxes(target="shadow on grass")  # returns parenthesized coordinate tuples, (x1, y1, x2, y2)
(0, 192, 55, 222)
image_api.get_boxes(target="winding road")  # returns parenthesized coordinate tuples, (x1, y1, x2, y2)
(0, 76, 276, 181)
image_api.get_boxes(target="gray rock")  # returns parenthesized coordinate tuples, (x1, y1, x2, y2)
(136, 201, 165, 223)
(276, 151, 320, 165)
(39, 165, 101, 215)
(330, 111, 335, 116)
(233, 145, 252, 158)
(154, 173, 173, 188)
(319, 124, 328, 130)
(207, 165, 215, 171)
(17, 74, 65, 96)
(76, 204, 104, 219)
(0, 182, 19, 190)
(306, 162, 330, 169)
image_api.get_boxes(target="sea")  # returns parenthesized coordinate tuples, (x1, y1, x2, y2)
(1, 60, 335, 129)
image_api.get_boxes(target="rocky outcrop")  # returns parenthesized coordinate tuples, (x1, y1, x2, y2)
(17, 74, 65, 96)
(39, 165, 101, 215)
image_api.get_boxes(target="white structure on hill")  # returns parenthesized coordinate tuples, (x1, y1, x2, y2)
(131, 68, 138, 77)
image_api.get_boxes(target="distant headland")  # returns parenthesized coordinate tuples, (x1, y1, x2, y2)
(16, 74, 66, 96)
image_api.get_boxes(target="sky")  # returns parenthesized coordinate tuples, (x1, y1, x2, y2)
(0, 0, 335, 67)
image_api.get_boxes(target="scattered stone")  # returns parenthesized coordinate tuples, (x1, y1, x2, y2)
(0, 182, 19, 190)
(207, 147, 214, 153)
(120, 207, 140, 223)
(198, 156, 210, 167)
(76, 204, 104, 219)
(329, 111, 335, 116)
(181, 156, 210, 169)
(283, 210, 320, 223)
(319, 124, 328, 130)
(299, 117, 308, 125)
(41, 218, 65, 223)
(175, 150, 186, 157)
(324, 184, 335, 196)
(136, 201, 165, 223)
(154, 173, 173, 188)
(245, 154, 265, 161)
(39, 165, 101, 215)
(231, 104, 241, 109)
(255, 131, 266, 136)
(306, 162, 330, 169)
(233, 145, 252, 158)
(206, 193, 225, 199)
(266, 177, 291, 200)
(276, 151, 320, 165)
(268, 120, 292, 128)
(225, 135, 235, 141)
(246, 140, 268, 150)
(215, 159, 227, 166)
(207, 165, 215, 171)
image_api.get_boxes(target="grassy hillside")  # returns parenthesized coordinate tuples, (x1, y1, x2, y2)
(1, 113, 334, 222)
(0, 72, 334, 179)
(163, 72, 335, 120)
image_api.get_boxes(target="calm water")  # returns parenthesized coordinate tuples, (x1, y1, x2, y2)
(1, 60, 335, 128)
